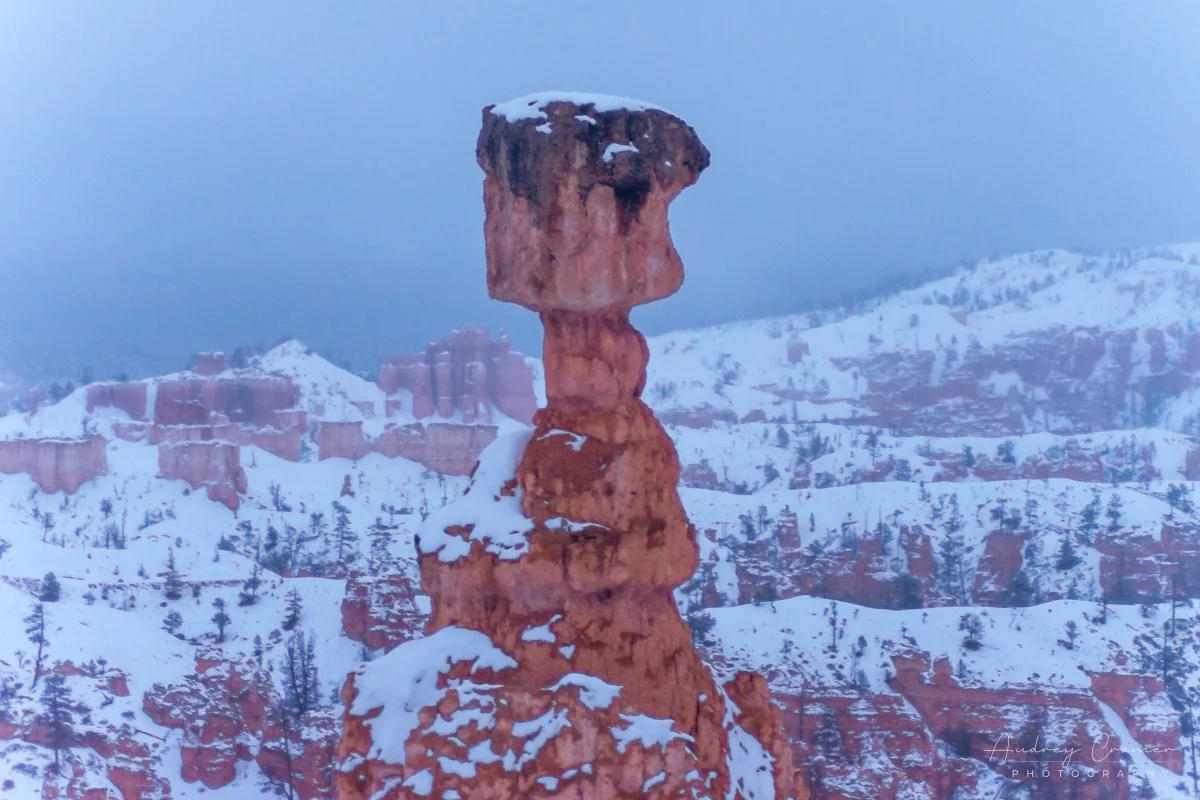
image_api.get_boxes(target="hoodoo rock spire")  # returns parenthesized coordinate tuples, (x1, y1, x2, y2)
(337, 93, 803, 800)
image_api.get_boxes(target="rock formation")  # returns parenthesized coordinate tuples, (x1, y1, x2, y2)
(0, 436, 108, 494)
(87, 381, 148, 419)
(154, 376, 300, 428)
(317, 420, 499, 475)
(157, 440, 248, 511)
(340, 570, 427, 653)
(338, 93, 801, 799)
(377, 328, 537, 424)
(194, 352, 229, 376)
(144, 650, 338, 798)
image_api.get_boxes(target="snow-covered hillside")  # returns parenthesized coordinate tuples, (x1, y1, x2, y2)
(2, 244, 1200, 799)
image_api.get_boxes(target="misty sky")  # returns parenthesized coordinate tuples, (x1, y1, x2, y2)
(2, 2, 1199, 379)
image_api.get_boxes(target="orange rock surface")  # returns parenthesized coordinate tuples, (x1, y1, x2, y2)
(337, 93, 801, 800)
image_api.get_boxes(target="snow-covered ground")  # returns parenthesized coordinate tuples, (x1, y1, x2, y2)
(3, 243, 1200, 798)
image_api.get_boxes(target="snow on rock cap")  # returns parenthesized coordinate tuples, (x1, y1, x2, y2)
(488, 91, 669, 122)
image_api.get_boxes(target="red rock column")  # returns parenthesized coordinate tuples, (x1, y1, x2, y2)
(338, 94, 802, 800)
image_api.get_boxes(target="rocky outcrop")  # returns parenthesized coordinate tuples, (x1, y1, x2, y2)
(144, 652, 337, 799)
(194, 352, 229, 376)
(86, 373, 307, 463)
(340, 570, 426, 653)
(149, 419, 305, 462)
(154, 376, 300, 428)
(157, 441, 247, 511)
(0, 660, 170, 800)
(768, 683, 980, 800)
(87, 372, 310, 463)
(87, 382, 149, 420)
(0, 436, 107, 494)
(1089, 672, 1184, 773)
(888, 654, 1138, 800)
(786, 339, 810, 364)
(317, 420, 499, 475)
(317, 421, 372, 462)
(377, 328, 537, 424)
(1097, 523, 1200, 603)
(338, 93, 797, 799)
(728, 522, 932, 611)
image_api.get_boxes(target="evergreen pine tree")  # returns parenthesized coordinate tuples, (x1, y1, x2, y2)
(331, 501, 358, 564)
(264, 523, 279, 553)
(211, 598, 231, 642)
(282, 588, 302, 631)
(39, 672, 87, 773)
(163, 549, 183, 601)
(1106, 492, 1123, 531)
(864, 429, 880, 460)
(163, 610, 183, 637)
(1078, 492, 1101, 543)
(238, 564, 262, 607)
(1167, 483, 1194, 519)
(775, 426, 790, 449)
(24, 602, 47, 688)
(1056, 534, 1081, 571)
(40, 572, 61, 602)
(1009, 569, 1035, 607)
(738, 513, 756, 541)
(1059, 619, 1079, 650)
(39, 511, 56, 544)
(874, 518, 893, 552)
(367, 517, 395, 575)
(938, 496, 967, 602)
(958, 613, 984, 650)
(282, 630, 320, 718)
(825, 602, 844, 653)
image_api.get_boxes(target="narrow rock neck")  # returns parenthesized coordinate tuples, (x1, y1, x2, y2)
(539, 308, 649, 414)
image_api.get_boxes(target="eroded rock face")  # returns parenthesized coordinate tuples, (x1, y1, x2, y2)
(340, 570, 426, 653)
(317, 420, 499, 476)
(0, 660, 170, 800)
(87, 382, 148, 419)
(155, 376, 300, 428)
(144, 651, 337, 799)
(377, 329, 537, 425)
(157, 441, 248, 511)
(338, 93, 798, 800)
(0, 436, 108, 494)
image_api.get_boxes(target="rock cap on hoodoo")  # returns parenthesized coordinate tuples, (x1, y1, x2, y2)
(487, 91, 670, 121)
(478, 91, 710, 313)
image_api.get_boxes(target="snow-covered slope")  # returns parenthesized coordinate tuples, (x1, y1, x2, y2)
(2, 244, 1200, 799)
